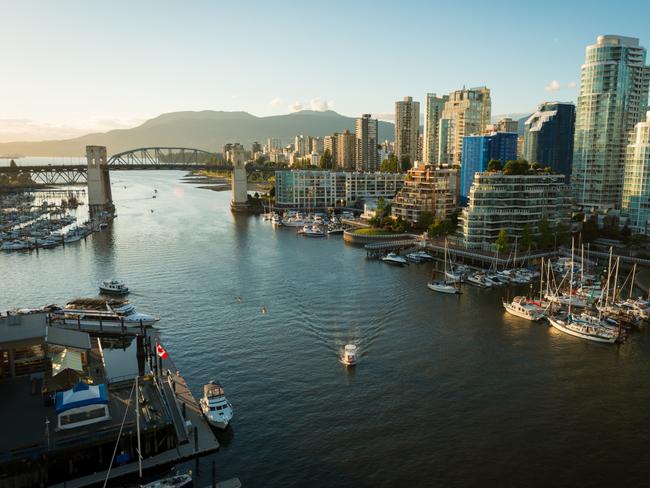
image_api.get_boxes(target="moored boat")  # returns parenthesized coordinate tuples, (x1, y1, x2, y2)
(99, 279, 130, 295)
(503, 296, 545, 321)
(382, 252, 407, 266)
(200, 380, 234, 429)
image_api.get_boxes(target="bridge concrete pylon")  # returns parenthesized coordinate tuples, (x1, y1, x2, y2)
(230, 146, 249, 212)
(86, 145, 114, 217)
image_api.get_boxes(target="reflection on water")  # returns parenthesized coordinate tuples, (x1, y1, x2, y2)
(3, 171, 650, 487)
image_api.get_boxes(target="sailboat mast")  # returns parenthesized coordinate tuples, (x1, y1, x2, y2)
(568, 237, 574, 317)
(630, 264, 637, 299)
(136, 375, 142, 479)
(539, 257, 544, 302)
(581, 244, 585, 285)
(612, 257, 620, 303)
(605, 247, 613, 307)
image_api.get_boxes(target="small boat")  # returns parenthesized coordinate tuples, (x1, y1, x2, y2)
(302, 225, 326, 237)
(465, 272, 492, 288)
(271, 214, 283, 226)
(200, 380, 234, 429)
(405, 253, 423, 263)
(99, 222, 108, 229)
(503, 296, 545, 321)
(141, 473, 192, 488)
(486, 274, 508, 287)
(342, 344, 358, 366)
(37, 238, 58, 249)
(99, 279, 129, 295)
(427, 280, 461, 294)
(382, 252, 407, 266)
(412, 251, 434, 262)
(445, 271, 464, 283)
(1, 239, 29, 250)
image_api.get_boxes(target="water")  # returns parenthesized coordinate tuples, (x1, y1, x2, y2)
(2, 171, 650, 487)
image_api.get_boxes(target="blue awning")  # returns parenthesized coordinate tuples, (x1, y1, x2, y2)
(55, 382, 109, 414)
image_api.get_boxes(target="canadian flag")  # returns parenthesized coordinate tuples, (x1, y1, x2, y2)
(156, 342, 169, 359)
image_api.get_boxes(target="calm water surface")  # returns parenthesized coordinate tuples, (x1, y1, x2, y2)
(2, 171, 650, 487)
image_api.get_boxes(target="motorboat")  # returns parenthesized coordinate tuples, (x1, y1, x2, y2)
(465, 272, 492, 288)
(271, 214, 283, 225)
(50, 298, 158, 329)
(548, 314, 618, 344)
(406, 253, 424, 263)
(342, 344, 358, 366)
(486, 274, 508, 287)
(412, 251, 434, 262)
(99, 279, 129, 295)
(200, 380, 234, 429)
(382, 252, 407, 266)
(445, 271, 464, 283)
(427, 280, 461, 294)
(503, 296, 545, 321)
(37, 238, 58, 249)
(302, 225, 326, 238)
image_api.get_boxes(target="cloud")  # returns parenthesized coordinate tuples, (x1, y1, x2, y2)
(545, 80, 561, 92)
(269, 96, 283, 107)
(567, 81, 577, 88)
(310, 97, 330, 111)
(289, 101, 303, 112)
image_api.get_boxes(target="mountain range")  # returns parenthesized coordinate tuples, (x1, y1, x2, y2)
(0, 110, 396, 157)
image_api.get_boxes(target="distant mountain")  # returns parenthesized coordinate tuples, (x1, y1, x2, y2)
(0, 110, 395, 157)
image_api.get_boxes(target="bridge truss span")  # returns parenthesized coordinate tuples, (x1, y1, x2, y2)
(106, 147, 217, 170)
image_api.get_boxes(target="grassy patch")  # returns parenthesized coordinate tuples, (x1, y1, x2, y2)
(352, 228, 402, 236)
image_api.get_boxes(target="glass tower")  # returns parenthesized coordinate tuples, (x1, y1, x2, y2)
(572, 35, 650, 210)
(523, 102, 575, 182)
(622, 112, 650, 235)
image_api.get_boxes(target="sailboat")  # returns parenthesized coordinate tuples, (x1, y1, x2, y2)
(548, 239, 619, 344)
(428, 239, 461, 294)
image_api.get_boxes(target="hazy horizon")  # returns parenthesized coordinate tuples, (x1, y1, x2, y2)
(2, 0, 649, 141)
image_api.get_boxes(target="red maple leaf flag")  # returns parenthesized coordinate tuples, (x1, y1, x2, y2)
(156, 342, 169, 359)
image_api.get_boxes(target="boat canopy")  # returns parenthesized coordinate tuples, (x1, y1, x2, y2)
(55, 382, 108, 414)
(204, 381, 225, 399)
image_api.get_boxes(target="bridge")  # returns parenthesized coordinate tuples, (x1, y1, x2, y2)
(0, 145, 278, 215)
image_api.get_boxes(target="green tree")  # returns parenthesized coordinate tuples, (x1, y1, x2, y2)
(538, 217, 553, 249)
(495, 228, 510, 253)
(380, 154, 400, 173)
(503, 159, 530, 175)
(520, 223, 533, 251)
(487, 159, 502, 172)
(400, 156, 411, 172)
(9, 159, 17, 168)
(555, 222, 570, 246)
(319, 149, 334, 169)
(417, 211, 435, 231)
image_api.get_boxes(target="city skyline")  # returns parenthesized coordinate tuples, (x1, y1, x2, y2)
(2, 0, 650, 141)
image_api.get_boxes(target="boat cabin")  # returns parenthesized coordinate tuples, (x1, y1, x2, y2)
(55, 381, 110, 430)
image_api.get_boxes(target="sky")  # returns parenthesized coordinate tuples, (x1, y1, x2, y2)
(1, 0, 649, 141)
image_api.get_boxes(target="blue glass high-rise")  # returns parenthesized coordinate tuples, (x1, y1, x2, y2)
(460, 132, 518, 202)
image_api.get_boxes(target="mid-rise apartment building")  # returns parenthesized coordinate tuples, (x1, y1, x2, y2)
(622, 112, 650, 235)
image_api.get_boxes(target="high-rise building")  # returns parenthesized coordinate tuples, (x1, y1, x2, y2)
(336, 129, 356, 170)
(324, 134, 338, 166)
(622, 112, 650, 235)
(391, 165, 458, 225)
(572, 35, 650, 210)
(355, 114, 379, 172)
(523, 102, 576, 182)
(486, 117, 519, 134)
(395, 96, 420, 165)
(460, 132, 518, 200)
(438, 87, 491, 167)
(294, 135, 310, 157)
(311, 137, 324, 154)
(267, 138, 282, 153)
(460, 171, 571, 250)
(251, 141, 262, 154)
(422, 93, 449, 166)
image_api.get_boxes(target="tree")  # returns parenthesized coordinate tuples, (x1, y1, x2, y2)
(487, 159, 502, 172)
(380, 154, 400, 173)
(319, 149, 334, 169)
(495, 228, 509, 253)
(538, 217, 553, 249)
(417, 211, 435, 230)
(9, 159, 17, 168)
(428, 219, 445, 237)
(520, 223, 533, 251)
(503, 159, 530, 175)
(400, 156, 411, 172)
(555, 222, 570, 246)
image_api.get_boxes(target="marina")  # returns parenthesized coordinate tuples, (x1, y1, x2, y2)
(2, 172, 650, 487)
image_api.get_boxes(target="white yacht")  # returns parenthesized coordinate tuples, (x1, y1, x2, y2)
(382, 253, 407, 266)
(302, 225, 326, 238)
(271, 214, 283, 226)
(99, 279, 129, 295)
(200, 380, 234, 429)
(427, 280, 460, 294)
(503, 296, 545, 321)
(342, 344, 358, 366)
(486, 274, 508, 287)
(51, 298, 158, 329)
